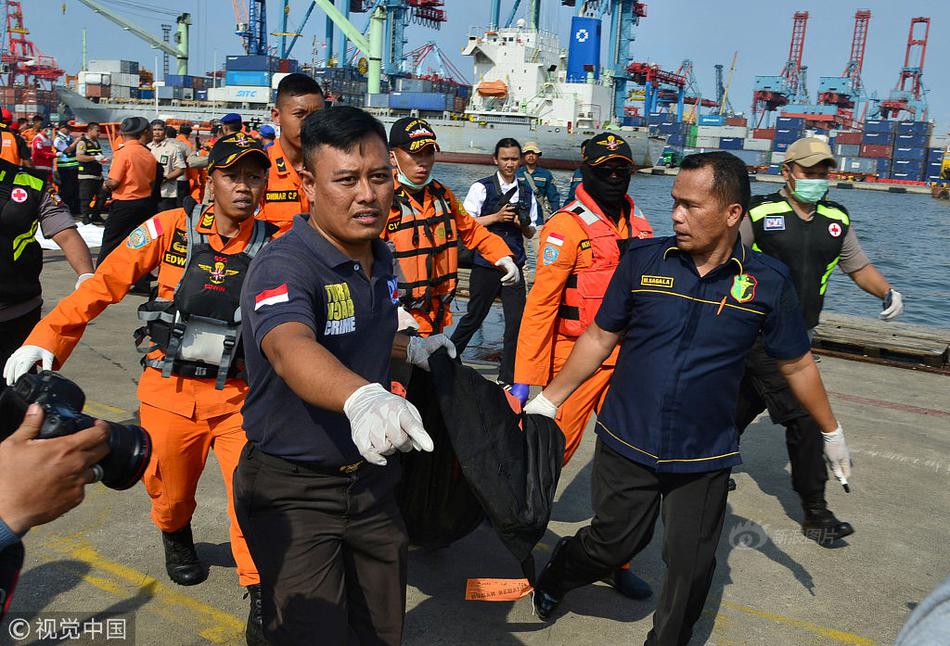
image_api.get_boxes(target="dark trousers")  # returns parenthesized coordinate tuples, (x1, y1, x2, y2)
(97, 197, 155, 293)
(450, 264, 525, 384)
(541, 439, 730, 646)
(0, 307, 41, 389)
(156, 197, 178, 214)
(233, 444, 409, 646)
(57, 167, 80, 215)
(78, 178, 104, 223)
(735, 342, 827, 503)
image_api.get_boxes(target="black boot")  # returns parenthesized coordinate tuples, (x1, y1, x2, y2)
(801, 495, 854, 547)
(600, 566, 653, 600)
(244, 584, 267, 645)
(161, 525, 207, 586)
(532, 538, 569, 621)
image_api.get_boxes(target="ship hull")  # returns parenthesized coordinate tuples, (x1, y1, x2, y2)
(57, 87, 654, 167)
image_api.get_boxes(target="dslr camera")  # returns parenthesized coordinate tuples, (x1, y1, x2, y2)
(0, 371, 152, 490)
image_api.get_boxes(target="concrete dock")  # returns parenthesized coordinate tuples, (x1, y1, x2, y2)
(4, 253, 949, 645)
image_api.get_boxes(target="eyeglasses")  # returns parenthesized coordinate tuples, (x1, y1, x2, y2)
(590, 164, 633, 179)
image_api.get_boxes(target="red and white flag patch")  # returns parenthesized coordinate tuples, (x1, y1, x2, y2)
(545, 232, 565, 247)
(255, 284, 290, 310)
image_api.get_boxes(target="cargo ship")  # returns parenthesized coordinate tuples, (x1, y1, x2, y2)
(56, 19, 655, 168)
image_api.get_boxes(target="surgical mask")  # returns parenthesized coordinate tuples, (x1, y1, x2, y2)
(394, 157, 432, 191)
(790, 178, 828, 203)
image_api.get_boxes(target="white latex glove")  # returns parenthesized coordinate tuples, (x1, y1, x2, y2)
(74, 273, 94, 290)
(397, 307, 419, 331)
(880, 288, 904, 320)
(343, 383, 434, 466)
(495, 256, 521, 286)
(406, 334, 457, 371)
(524, 392, 557, 419)
(822, 425, 852, 484)
(3, 346, 55, 385)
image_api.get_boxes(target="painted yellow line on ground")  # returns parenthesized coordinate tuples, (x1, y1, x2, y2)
(83, 399, 130, 418)
(37, 534, 244, 645)
(718, 599, 878, 645)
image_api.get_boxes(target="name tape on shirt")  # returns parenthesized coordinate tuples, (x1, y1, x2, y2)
(640, 275, 674, 288)
(265, 190, 299, 203)
(764, 215, 786, 231)
(255, 283, 290, 310)
(127, 216, 163, 249)
(579, 239, 592, 251)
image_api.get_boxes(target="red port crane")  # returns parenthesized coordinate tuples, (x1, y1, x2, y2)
(816, 9, 871, 128)
(1, 0, 63, 88)
(879, 17, 929, 121)
(751, 11, 809, 126)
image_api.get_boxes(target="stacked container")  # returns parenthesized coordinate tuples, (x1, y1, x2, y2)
(926, 147, 947, 183)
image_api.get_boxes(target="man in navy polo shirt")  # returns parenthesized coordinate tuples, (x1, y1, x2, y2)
(233, 106, 454, 645)
(525, 152, 852, 644)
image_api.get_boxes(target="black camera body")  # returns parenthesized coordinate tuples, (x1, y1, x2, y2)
(0, 372, 151, 490)
(509, 199, 532, 228)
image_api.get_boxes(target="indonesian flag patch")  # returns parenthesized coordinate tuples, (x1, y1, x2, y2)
(255, 284, 290, 310)
(545, 232, 565, 247)
(126, 216, 164, 249)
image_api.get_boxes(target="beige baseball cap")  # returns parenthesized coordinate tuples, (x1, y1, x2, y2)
(784, 137, 837, 168)
(522, 141, 542, 155)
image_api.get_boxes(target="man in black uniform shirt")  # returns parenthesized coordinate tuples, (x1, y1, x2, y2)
(234, 106, 454, 645)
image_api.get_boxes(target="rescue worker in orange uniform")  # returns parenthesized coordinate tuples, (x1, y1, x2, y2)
(0, 109, 31, 166)
(259, 73, 324, 234)
(382, 117, 519, 337)
(512, 133, 653, 600)
(4, 133, 275, 643)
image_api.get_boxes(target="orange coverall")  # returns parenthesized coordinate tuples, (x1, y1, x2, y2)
(514, 188, 652, 463)
(381, 178, 513, 336)
(23, 206, 260, 586)
(258, 137, 309, 235)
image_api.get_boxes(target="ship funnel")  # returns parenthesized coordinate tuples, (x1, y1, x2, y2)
(567, 16, 601, 83)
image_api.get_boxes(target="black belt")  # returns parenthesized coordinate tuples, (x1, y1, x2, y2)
(246, 442, 365, 476)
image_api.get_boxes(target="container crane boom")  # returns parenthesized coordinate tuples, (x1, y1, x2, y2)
(879, 16, 929, 120)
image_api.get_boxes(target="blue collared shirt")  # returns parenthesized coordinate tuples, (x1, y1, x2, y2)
(594, 236, 811, 473)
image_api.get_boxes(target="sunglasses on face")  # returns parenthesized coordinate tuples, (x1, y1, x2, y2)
(590, 163, 633, 179)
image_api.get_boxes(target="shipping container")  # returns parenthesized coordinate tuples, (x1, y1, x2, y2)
(770, 151, 786, 163)
(774, 128, 802, 144)
(365, 93, 389, 109)
(140, 89, 155, 100)
(726, 117, 748, 127)
(271, 72, 290, 89)
(226, 70, 270, 87)
(891, 158, 925, 172)
(111, 85, 131, 99)
(718, 137, 743, 150)
(87, 59, 131, 74)
(130, 87, 140, 99)
(694, 136, 720, 148)
(863, 119, 896, 134)
(667, 133, 686, 147)
(835, 131, 862, 145)
(766, 164, 782, 175)
(838, 157, 877, 174)
(698, 114, 725, 126)
(894, 133, 929, 149)
(277, 59, 299, 73)
(859, 144, 891, 158)
(892, 146, 927, 162)
(835, 144, 860, 157)
(165, 74, 194, 88)
(889, 170, 924, 181)
(388, 92, 451, 111)
(181, 88, 194, 100)
(753, 128, 775, 140)
(226, 55, 278, 72)
(773, 141, 790, 152)
(776, 116, 805, 129)
(157, 85, 182, 100)
(743, 138, 772, 152)
(861, 131, 893, 145)
(83, 84, 110, 99)
(222, 85, 271, 103)
(895, 121, 932, 136)
(453, 96, 466, 113)
(873, 158, 892, 176)
(928, 147, 946, 163)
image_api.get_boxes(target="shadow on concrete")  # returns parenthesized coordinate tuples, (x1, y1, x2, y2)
(195, 542, 236, 570)
(6, 560, 92, 621)
(732, 417, 806, 523)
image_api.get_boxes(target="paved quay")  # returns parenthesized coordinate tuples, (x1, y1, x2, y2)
(3, 252, 949, 645)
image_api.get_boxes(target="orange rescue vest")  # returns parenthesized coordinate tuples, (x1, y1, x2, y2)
(0, 128, 21, 165)
(557, 199, 652, 338)
(387, 180, 458, 332)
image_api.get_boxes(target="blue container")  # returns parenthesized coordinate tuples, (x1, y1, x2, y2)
(861, 131, 893, 145)
(225, 70, 270, 87)
(622, 116, 646, 127)
(873, 158, 891, 176)
(892, 157, 925, 171)
(719, 137, 743, 150)
(889, 170, 924, 181)
(774, 128, 802, 144)
(894, 133, 929, 148)
(767, 163, 782, 175)
(776, 116, 805, 129)
(226, 55, 277, 71)
(698, 114, 726, 126)
(928, 161, 944, 175)
(928, 147, 945, 162)
(165, 74, 193, 88)
(388, 92, 451, 111)
(773, 141, 790, 152)
(139, 89, 154, 100)
(566, 16, 602, 82)
(195, 89, 208, 101)
(863, 119, 896, 134)
(667, 133, 686, 147)
(892, 146, 927, 162)
(896, 120, 932, 136)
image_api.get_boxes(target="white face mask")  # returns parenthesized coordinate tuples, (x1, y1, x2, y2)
(394, 156, 432, 190)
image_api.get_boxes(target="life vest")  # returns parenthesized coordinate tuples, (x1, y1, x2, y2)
(0, 159, 46, 306)
(748, 193, 850, 329)
(77, 136, 103, 177)
(135, 204, 270, 389)
(557, 198, 652, 338)
(54, 132, 78, 169)
(0, 126, 21, 165)
(473, 174, 531, 268)
(388, 180, 458, 332)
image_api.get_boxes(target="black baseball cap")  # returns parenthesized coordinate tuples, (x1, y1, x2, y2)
(389, 117, 439, 152)
(208, 133, 270, 172)
(583, 132, 634, 166)
(119, 116, 150, 136)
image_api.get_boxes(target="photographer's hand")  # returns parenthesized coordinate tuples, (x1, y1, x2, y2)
(0, 405, 110, 535)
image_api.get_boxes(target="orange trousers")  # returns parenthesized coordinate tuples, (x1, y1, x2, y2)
(139, 403, 258, 586)
(552, 339, 614, 465)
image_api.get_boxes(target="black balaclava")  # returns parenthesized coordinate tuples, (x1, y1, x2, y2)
(580, 163, 631, 221)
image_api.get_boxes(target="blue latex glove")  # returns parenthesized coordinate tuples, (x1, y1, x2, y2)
(509, 383, 530, 406)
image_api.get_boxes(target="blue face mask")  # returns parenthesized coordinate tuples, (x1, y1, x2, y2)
(790, 178, 828, 203)
(394, 158, 432, 191)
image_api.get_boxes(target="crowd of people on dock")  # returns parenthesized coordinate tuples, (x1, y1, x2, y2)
(1, 73, 932, 645)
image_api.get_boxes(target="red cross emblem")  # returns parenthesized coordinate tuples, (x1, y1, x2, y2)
(10, 187, 28, 203)
(828, 222, 842, 238)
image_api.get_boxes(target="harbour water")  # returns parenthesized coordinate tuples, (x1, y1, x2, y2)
(437, 163, 949, 329)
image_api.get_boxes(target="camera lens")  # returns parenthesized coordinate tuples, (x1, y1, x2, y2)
(97, 422, 152, 490)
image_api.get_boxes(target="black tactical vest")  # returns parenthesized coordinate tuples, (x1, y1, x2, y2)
(748, 193, 850, 328)
(77, 137, 103, 177)
(0, 159, 47, 307)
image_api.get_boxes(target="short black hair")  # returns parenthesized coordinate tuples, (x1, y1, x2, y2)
(150, 119, 165, 128)
(87, 121, 99, 130)
(165, 126, 178, 138)
(300, 105, 388, 173)
(494, 137, 521, 157)
(580, 138, 590, 153)
(32, 115, 43, 122)
(179, 124, 193, 136)
(276, 73, 323, 106)
(679, 151, 751, 214)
